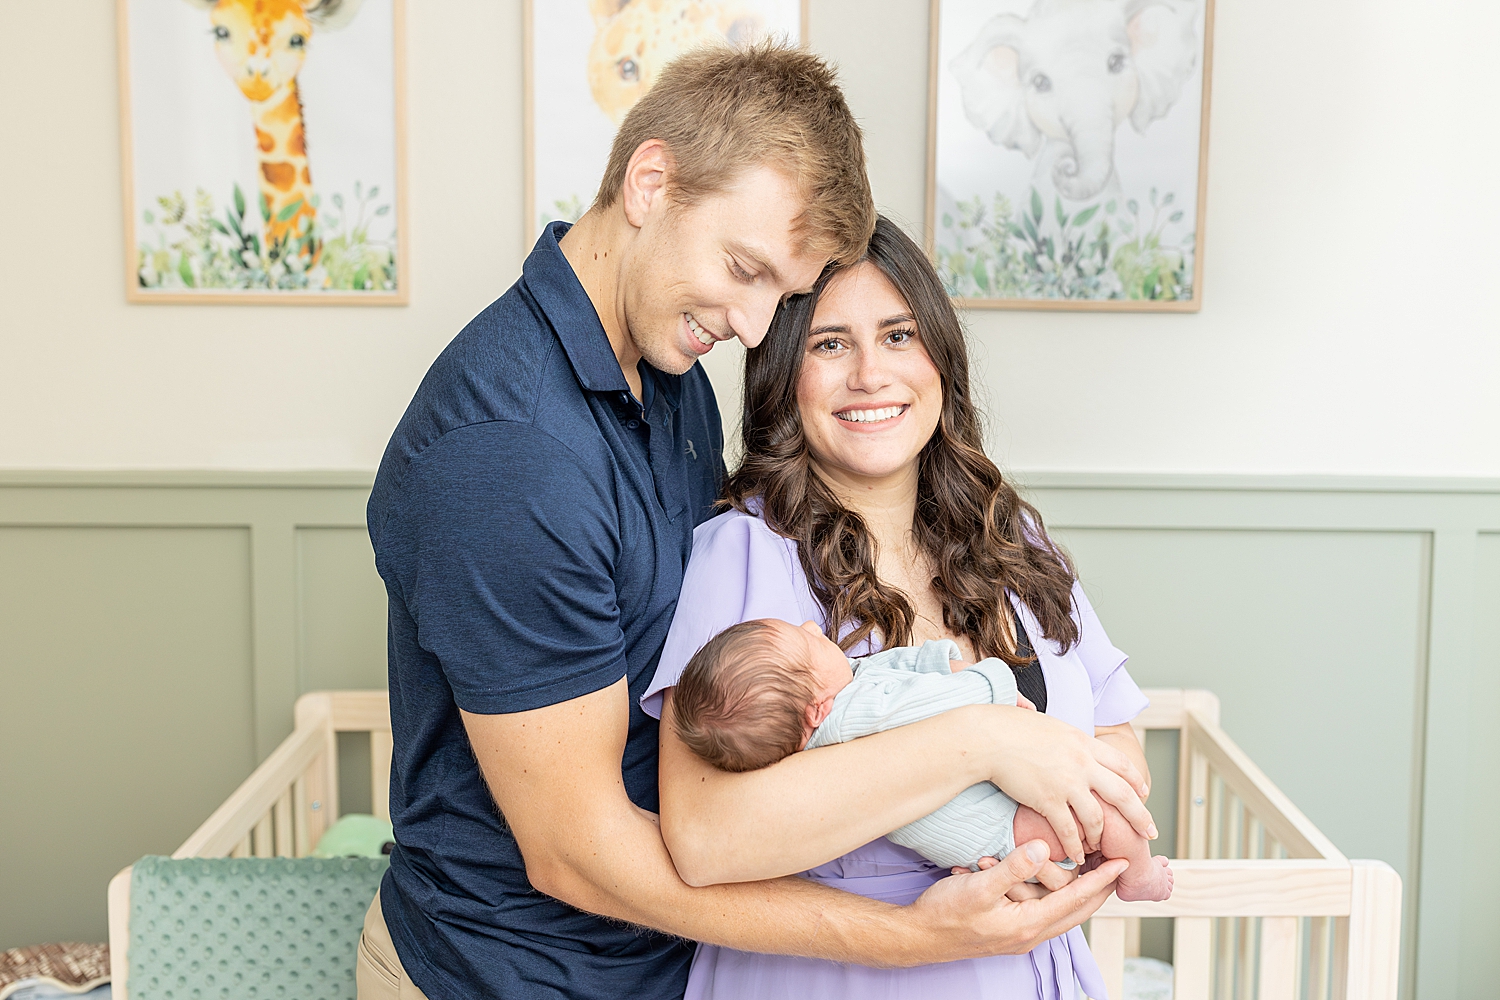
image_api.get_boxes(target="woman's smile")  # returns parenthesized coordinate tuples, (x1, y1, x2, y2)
(833, 402, 910, 428)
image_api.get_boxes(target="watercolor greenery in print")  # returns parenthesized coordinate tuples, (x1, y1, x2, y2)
(137, 181, 396, 292)
(936, 187, 1193, 302)
(539, 194, 587, 229)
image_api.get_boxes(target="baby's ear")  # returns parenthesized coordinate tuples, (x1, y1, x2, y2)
(806, 696, 835, 731)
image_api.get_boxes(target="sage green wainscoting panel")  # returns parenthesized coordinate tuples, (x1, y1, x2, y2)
(1461, 532, 1500, 997)
(1022, 474, 1500, 1000)
(296, 525, 390, 816)
(0, 472, 379, 950)
(0, 525, 255, 950)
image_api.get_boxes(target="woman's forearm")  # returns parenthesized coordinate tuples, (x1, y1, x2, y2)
(659, 694, 1003, 885)
(659, 692, 1154, 883)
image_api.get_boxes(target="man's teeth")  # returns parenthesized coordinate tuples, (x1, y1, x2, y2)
(686, 313, 713, 347)
(837, 406, 905, 423)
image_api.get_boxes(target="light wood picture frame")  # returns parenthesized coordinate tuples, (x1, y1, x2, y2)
(118, 0, 409, 305)
(523, 0, 809, 248)
(926, 0, 1215, 312)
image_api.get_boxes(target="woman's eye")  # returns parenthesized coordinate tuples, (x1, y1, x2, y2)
(886, 327, 917, 344)
(811, 338, 845, 354)
(213, 25, 230, 40)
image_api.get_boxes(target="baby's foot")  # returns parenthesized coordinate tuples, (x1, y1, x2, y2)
(1114, 854, 1174, 902)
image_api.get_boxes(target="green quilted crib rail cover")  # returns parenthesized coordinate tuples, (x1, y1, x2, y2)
(129, 855, 389, 1000)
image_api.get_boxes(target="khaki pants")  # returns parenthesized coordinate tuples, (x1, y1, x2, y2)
(357, 889, 433, 1000)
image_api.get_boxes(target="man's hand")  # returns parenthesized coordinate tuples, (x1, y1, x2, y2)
(912, 841, 1126, 962)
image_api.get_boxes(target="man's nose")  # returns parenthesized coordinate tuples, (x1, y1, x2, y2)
(729, 290, 783, 349)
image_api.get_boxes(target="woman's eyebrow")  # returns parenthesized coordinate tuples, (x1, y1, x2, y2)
(808, 315, 915, 338)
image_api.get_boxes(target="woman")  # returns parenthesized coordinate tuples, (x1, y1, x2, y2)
(640, 217, 1155, 998)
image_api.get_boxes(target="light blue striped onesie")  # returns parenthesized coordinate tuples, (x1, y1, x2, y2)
(805, 639, 1027, 871)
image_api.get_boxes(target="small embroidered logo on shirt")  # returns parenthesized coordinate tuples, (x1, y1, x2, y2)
(684, 439, 698, 460)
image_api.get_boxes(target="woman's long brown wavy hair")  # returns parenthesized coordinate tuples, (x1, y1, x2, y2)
(723, 216, 1080, 663)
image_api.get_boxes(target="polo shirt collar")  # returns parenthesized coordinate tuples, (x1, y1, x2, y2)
(524, 222, 690, 416)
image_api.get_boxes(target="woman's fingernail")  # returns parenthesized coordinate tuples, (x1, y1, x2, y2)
(1148, 823, 1159, 839)
(1025, 841, 1050, 863)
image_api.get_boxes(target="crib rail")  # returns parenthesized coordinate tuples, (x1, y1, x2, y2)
(1088, 691, 1401, 1000)
(146, 688, 1399, 1000)
(172, 690, 392, 859)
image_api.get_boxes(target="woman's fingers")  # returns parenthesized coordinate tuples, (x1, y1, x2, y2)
(1068, 792, 1106, 860)
(1035, 799, 1084, 863)
(1088, 756, 1158, 841)
(1090, 735, 1148, 798)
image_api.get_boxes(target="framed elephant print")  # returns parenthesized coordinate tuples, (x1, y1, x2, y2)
(118, 0, 408, 304)
(524, 0, 807, 243)
(927, 0, 1215, 310)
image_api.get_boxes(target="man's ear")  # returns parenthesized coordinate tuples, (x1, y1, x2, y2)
(805, 696, 835, 732)
(620, 139, 674, 230)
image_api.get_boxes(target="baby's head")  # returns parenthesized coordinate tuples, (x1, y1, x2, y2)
(672, 619, 854, 772)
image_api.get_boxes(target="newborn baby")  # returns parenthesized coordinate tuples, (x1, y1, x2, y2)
(672, 618, 1173, 902)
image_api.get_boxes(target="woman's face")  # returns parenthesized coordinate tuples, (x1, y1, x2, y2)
(795, 262, 944, 490)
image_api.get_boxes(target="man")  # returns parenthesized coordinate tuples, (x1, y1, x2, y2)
(360, 42, 1146, 1000)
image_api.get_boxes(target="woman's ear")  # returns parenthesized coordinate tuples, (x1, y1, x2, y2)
(1125, 0, 1200, 132)
(949, 14, 1041, 157)
(619, 139, 674, 229)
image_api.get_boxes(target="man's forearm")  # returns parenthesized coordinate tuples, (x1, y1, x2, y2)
(536, 796, 937, 967)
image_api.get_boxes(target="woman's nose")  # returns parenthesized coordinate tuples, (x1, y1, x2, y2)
(847, 346, 892, 391)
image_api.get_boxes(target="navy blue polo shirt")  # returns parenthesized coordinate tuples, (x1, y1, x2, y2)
(367, 223, 724, 1000)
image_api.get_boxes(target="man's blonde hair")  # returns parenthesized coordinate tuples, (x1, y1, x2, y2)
(592, 41, 875, 266)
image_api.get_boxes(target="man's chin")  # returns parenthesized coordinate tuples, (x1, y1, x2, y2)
(642, 343, 702, 376)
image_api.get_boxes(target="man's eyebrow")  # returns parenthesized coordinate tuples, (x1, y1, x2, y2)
(726, 240, 784, 286)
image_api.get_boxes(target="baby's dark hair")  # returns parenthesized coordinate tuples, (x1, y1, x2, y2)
(672, 619, 817, 772)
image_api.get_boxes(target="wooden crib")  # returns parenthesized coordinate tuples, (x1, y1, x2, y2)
(107, 689, 1401, 1000)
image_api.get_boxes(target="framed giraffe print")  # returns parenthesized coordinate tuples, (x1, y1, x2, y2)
(523, 0, 808, 246)
(117, 0, 409, 304)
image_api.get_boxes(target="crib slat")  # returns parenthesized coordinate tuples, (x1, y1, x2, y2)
(1174, 917, 1212, 1000)
(231, 834, 250, 859)
(293, 775, 310, 857)
(1185, 746, 1209, 860)
(1088, 918, 1125, 1000)
(274, 789, 294, 857)
(1258, 917, 1299, 1000)
(371, 729, 393, 823)
(1307, 916, 1332, 1000)
(253, 812, 273, 857)
(1124, 916, 1141, 958)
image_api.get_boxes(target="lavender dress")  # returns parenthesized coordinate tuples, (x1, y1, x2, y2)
(641, 509, 1151, 1000)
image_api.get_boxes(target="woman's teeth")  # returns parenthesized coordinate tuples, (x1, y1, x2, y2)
(686, 313, 713, 347)
(836, 405, 906, 424)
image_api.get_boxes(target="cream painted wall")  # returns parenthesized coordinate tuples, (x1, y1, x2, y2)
(1, 1, 1496, 473)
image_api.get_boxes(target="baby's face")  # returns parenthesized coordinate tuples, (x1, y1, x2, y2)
(772, 619, 854, 702)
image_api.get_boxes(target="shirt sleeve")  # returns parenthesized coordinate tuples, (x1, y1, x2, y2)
(394, 422, 628, 715)
(1072, 579, 1150, 727)
(639, 511, 816, 719)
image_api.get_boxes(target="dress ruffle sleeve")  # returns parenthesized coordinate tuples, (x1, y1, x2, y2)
(640, 509, 820, 720)
(1071, 579, 1150, 727)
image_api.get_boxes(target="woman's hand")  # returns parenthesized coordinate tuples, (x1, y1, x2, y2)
(978, 705, 1155, 863)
